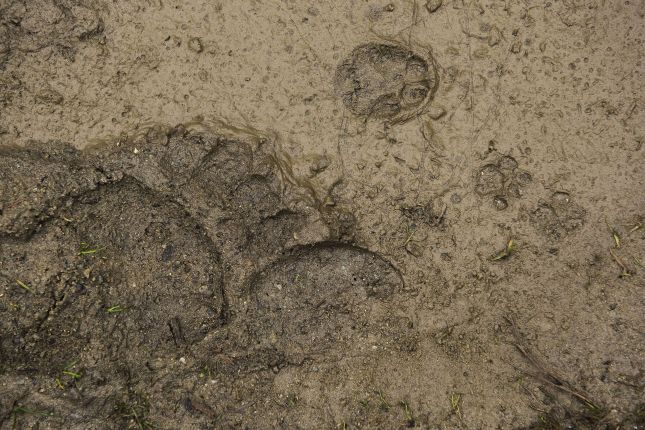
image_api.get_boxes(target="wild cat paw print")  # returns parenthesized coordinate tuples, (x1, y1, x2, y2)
(474, 155, 533, 210)
(334, 43, 438, 122)
(531, 191, 586, 240)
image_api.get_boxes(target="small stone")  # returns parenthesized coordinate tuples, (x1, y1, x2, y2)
(493, 196, 508, 210)
(145, 127, 169, 145)
(179, 357, 187, 364)
(384, 3, 395, 12)
(426, 0, 442, 13)
(427, 105, 446, 120)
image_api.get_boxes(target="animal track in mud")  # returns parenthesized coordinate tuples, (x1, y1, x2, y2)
(531, 191, 586, 239)
(0, 178, 225, 374)
(401, 201, 447, 227)
(334, 43, 438, 120)
(0, 130, 414, 428)
(475, 155, 533, 210)
(246, 243, 409, 359)
(0, 132, 292, 368)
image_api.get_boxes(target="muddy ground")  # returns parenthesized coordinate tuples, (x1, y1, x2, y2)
(0, 0, 644, 429)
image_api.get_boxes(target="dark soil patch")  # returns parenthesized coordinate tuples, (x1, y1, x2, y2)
(0, 131, 420, 429)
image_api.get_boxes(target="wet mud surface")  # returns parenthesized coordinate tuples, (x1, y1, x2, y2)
(1, 0, 644, 429)
(0, 132, 425, 429)
(1, 129, 643, 429)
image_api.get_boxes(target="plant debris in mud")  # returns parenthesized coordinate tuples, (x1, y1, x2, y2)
(507, 317, 644, 430)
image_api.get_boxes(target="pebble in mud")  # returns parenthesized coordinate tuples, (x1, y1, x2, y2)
(334, 43, 437, 120)
(493, 195, 508, 211)
(188, 37, 203, 53)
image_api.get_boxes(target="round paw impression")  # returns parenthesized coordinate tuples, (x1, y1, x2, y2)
(0, 178, 225, 373)
(335, 43, 437, 120)
(246, 243, 405, 359)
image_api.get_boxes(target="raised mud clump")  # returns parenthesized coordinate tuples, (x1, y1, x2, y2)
(334, 43, 437, 120)
(0, 143, 109, 238)
(0, 178, 225, 375)
(0, 0, 104, 59)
